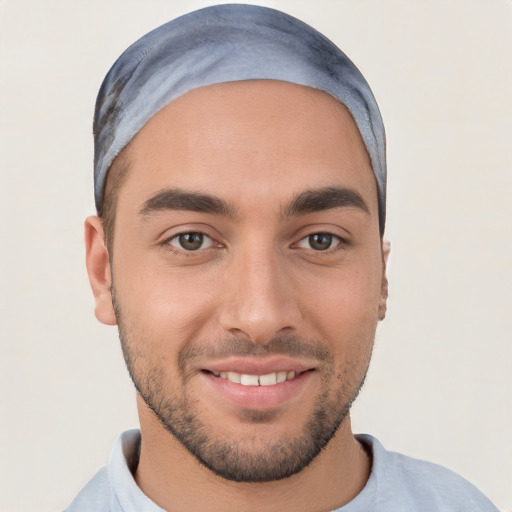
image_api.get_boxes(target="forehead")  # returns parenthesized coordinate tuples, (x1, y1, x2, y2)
(117, 80, 378, 218)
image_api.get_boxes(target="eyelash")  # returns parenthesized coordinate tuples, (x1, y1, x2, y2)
(295, 232, 346, 252)
(164, 232, 219, 255)
(163, 230, 347, 255)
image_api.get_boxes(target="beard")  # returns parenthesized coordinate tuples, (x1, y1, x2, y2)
(113, 293, 373, 483)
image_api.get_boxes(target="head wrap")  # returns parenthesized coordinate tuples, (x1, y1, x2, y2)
(94, 3, 387, 233)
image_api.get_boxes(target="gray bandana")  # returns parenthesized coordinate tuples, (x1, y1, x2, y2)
(94, 3, 387, 233)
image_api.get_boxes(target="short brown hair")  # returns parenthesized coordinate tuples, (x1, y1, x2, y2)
(99, 149, 130, 253)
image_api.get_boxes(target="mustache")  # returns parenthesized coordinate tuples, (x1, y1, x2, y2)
(178, 335, 333, 371)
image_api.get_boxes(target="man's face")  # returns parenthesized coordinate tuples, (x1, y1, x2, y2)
(93, 80, 386, 482)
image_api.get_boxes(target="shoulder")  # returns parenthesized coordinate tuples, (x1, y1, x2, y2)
(62, 429, 141, 512)
(61, 429, 163, 512)
(355, 434, 500, 511)
(62, 465, 111, 512)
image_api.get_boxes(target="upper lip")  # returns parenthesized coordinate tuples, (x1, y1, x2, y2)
(201, 356, 316, 375)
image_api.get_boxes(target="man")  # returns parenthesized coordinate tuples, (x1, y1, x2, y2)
(66, 4, 499, 511)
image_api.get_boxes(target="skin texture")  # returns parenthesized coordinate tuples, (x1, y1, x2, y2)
(85, 80, 388, 512)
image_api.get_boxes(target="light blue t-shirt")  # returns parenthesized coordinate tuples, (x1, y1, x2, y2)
(64, 429, 499, 511)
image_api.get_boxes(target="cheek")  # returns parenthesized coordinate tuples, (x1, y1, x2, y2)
(302, 265, 382, 346)
(112, 252, 219, 344)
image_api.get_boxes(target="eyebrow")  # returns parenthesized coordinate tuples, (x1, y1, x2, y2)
(282, 186, 369, 219)
(139, 188, 238, 218)
(138, 185, 369, 220)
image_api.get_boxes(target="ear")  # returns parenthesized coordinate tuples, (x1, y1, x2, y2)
(378, 240, 390, 321)
(84, 215, 117, 326)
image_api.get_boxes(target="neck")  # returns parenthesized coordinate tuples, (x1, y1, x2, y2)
(134, 398, 371, 512)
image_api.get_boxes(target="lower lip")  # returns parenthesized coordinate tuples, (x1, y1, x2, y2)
(201, 370, 314, 410)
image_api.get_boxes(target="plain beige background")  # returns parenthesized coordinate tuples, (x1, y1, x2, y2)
(1, 1, 511, 511)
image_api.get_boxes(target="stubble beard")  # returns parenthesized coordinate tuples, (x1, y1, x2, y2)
(112, 293, 373, 483)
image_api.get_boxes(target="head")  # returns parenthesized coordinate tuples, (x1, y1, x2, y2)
(86, 5, 388, 483)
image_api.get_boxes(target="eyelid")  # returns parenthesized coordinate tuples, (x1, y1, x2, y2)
(159, 224, 225, 256)
(158, 223, 221, 243)
(290, 221, 350, 243)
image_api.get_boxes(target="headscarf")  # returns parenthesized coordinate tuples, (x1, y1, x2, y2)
(94, 3, 386, 233)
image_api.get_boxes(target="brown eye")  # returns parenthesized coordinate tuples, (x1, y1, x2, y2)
(297, 233, 340, 251)
(169, 232, 213, 251)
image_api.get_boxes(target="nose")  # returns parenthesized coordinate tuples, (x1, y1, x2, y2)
(218, 245, 302, 344)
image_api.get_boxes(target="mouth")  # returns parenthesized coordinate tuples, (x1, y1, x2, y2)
(199, 358, 316, 410)
(204, 369, 303, 386)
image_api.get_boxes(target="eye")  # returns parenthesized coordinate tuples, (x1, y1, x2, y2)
(296, 233, 341, 251)
(168, 232, 214, 251)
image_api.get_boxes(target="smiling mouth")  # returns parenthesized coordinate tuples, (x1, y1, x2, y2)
(204, 369, 310, 386)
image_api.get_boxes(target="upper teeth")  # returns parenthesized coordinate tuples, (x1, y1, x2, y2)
(213, 371, 296, 386)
